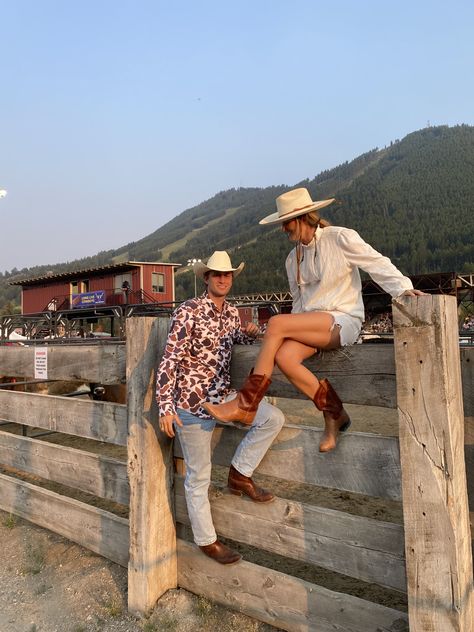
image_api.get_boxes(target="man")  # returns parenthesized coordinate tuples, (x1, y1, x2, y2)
(156, 251, 285, 565)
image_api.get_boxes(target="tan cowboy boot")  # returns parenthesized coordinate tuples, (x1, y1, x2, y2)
(203, 372, 271, 425)
(228, 465, 274, 503)
(313, 378, 351, 452)
(199, 540, 242, 565)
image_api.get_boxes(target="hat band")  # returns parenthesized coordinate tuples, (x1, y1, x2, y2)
(281, 202, 314, 218)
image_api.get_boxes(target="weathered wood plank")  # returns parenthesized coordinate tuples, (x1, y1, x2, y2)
(0, 430, 128, 504)
(231, 344, 474, 414)
(231, 343, 397, 407)
(0, 472, 129, 566)
(393, 294, 474, 631)
(174, 423, 402, 500)
(0, 390, 127, 445)
(0, 344, 126, 384)
(177, 539, 408, 632)
(127, 316, 177, 614)
(467, 417, 474, 512)
(175, 477, 406, 592)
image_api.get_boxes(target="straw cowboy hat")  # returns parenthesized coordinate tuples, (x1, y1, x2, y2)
(193, 250, 245, 279)
(259, 187, 335, 225)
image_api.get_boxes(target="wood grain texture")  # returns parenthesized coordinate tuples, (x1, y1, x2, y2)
(174, 423, 402, 500)
(0, 344, 126, 384)
(175, 477, 406, 592)
(177, 539, 408, 632)
(231, 344, 474, 415)
(0, 390, 127, 445)
(127, 316, 177, 614)
(0, 430, 128, 504)
(0, 472, 128, 566)
(393, 294, 474, 631)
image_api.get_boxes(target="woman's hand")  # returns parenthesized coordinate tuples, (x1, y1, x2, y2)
(400, 289, 426, 297)
(159, 413, 182, 438)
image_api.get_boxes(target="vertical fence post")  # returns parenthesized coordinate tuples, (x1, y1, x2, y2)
(393, 295, 474, 631)
(127, 315, 176, 614)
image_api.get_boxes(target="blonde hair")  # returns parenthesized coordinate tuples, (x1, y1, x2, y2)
(302, 210, 330, 228)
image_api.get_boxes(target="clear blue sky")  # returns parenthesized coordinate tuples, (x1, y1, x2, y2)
(1, 0, 473, 272)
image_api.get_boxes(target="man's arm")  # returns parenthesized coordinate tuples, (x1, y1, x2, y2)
(156, 305, 194, 435)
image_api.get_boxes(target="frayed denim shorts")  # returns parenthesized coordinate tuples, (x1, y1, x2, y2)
(328, 310, 362, 346)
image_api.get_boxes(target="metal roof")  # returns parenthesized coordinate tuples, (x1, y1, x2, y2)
(10, 261, 181, 286)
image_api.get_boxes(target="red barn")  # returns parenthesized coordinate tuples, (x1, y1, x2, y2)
(11, 261, 181, 314)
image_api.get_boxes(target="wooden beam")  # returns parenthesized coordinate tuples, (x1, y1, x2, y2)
(0, 344, 126, 384)
(0, 430, 128, 504)
(0, 390, 127, 446)
(127, 316, 177, 615)
(174, 424, 402, 500)
(393, 294, 474, 631)
(0, 472, 128, 566)
(231, 344, 474, 415)
(175, 477, 406, 592)
(232, 343, 397, 407)
(177, 539, 408, 632)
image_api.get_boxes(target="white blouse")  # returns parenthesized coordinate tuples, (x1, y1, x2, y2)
(285, 226, 413, 322)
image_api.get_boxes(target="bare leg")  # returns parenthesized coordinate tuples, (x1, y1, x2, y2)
(255, 312, 340, 379)
(275, 340, 320, 399)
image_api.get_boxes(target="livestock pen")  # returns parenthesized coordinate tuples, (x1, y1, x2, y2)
(0, 295, 472, 631)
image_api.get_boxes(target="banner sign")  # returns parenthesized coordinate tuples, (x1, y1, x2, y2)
(72, 291, 106, 309)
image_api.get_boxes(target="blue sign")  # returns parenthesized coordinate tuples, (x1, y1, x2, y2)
(72, 291, 106, 309)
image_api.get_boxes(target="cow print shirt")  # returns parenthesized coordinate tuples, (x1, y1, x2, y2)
(156, 293, 256, 419)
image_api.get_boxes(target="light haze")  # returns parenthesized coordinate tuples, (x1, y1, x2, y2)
(1, 0, 473, 272)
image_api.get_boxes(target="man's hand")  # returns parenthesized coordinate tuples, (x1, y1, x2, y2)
(159, 413, 183, 438)
(243, 322, 260, 337)
(400, 289, 426, 297)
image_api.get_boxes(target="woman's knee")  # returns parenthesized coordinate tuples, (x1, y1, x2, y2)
(265, 314, 287, 337)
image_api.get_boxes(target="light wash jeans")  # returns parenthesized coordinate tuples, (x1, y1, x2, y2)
(176, 398, 285, 546)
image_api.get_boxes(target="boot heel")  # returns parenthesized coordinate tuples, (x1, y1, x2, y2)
(229, 488, 243, 497)
(340, 420, 351, 433)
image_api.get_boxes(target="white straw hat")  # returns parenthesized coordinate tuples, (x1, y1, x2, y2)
(193, 251, 245, 279)
(259, 187, 335, 225)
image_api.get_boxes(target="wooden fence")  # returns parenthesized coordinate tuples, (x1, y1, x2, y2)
(0, 295, 472, 631)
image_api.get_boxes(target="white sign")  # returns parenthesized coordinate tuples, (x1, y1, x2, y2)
(34, 348, 48, 379)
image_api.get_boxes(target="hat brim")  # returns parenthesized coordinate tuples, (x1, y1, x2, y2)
(259, 198, 336, 226)
(193, 261, 245, 280)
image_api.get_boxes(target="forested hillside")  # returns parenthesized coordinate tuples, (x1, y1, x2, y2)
(2, 124, 473, 311)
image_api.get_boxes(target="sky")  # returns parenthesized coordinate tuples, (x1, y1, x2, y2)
(1, 0, 473, 273)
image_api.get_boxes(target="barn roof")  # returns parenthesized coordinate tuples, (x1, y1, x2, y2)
(10, 261, 181, 286)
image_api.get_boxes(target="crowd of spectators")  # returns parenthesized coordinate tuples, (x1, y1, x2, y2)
(461, 315, 474, 331)
(362, 311, 393, 334)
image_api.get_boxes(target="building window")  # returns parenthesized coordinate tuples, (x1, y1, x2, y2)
(152, 272, 165, 293)
(114, 273, 132, 293)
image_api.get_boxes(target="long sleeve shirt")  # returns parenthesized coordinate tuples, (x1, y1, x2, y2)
(286, 226, 413, 322)
(156, 293, 255, 419)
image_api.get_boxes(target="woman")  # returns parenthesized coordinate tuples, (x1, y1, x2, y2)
(204, 187, 424, 452)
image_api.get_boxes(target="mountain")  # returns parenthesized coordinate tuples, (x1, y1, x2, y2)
(2, 124, 474, 312)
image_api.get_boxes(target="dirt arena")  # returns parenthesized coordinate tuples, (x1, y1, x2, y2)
(0, 400, 406, 632)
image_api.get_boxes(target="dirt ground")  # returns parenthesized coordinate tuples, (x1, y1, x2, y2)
(0, 400, 405, 632)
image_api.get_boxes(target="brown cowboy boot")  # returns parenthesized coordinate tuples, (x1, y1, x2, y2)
(203, 372, 271, 425)
(228, 465, 274, 503)
(199, 539, 242, 565)
(313, 378, 351, 452)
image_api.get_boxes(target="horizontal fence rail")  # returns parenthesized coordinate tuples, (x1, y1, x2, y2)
(0, 343, 126, 384)
(0, 390, 127, 445)
(0, 430, 128, 504)
(175, 476, 406, 592)
(177, 539, 408, 632)
(0, 473, 129, 566)
(174, 424, 403, 499)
